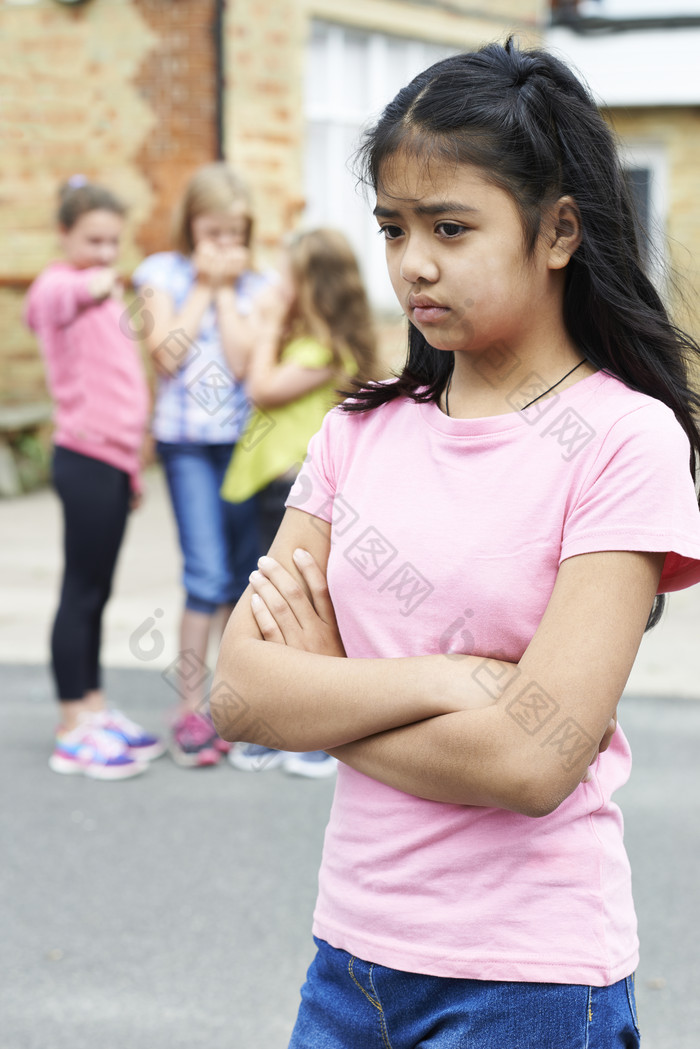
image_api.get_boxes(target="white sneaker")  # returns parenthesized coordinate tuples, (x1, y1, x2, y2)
(283, 752, 337, 779)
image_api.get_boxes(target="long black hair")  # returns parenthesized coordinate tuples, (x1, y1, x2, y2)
(344, 40, 700, 627)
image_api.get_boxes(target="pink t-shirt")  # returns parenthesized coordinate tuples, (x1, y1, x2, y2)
(286, 370, 700, 986)
(25, 262, 150, 492)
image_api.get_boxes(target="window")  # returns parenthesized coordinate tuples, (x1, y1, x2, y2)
(619, 142, 668, 290)
(304, 21, 456, 311)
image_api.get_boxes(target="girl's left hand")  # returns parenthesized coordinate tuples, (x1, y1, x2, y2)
(219, 245, 250, 285)
(249, 550, 346, 657)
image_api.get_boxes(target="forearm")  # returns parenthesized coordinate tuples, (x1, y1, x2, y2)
(216, 288, 256, 380)
(48, 269, 105, 326)
(328, 709, 527, 812)
(149, 283, 212, 377)
(244, 322, 286, 406)
(212, 622, 506, 751)
(328, 659, 614, 817)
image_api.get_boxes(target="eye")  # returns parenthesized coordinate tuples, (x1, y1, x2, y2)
(436, 222, 467, 238)
(377, 224, 403, 241)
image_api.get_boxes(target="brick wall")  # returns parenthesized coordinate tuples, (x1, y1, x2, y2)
(1, 0, 542, 404)
(133, 0, 220, 257)
(0, 0, 157, 402)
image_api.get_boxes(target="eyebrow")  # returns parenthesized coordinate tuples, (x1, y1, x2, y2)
(373, 202, 480, 218)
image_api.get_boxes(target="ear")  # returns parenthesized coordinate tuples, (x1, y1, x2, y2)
(546, 196, 582, 270)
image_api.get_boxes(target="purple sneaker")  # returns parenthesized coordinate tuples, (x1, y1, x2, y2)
(94, 709, 166, 762)
(49, 722, 147, 780)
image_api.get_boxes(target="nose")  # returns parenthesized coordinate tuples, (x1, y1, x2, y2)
(399, 235, 439, 285)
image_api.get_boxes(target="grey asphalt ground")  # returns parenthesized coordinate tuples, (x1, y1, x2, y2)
(2, 663, 699, 1049)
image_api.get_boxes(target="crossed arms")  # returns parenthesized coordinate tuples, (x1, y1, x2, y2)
(211, 506, 663, 818)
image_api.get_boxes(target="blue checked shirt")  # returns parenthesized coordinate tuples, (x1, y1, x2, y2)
(132, 251, 269, 444)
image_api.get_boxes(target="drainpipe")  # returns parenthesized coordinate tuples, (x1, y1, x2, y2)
(213, 0, 225, 159)
(552, 10, 700, 34)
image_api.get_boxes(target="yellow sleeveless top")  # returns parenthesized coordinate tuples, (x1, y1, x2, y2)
(221, 336, 355, 503)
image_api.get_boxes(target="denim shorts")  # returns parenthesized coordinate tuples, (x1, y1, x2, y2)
(157, 441, 259, 613)
(288, 938, 640, 1049)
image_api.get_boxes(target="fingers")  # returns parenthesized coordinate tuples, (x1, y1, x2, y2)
(247, 570, 300, 641)
(291, 548, 337, 623)
(255, 556, 317, 629)
(250, 592, 286, 644)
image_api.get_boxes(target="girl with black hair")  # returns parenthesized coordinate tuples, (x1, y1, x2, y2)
(213, 41, 700, 1045)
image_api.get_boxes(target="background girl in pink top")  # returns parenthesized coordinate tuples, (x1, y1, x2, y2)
(212, 41, 700, 1047)
(25, 178, 162, 780)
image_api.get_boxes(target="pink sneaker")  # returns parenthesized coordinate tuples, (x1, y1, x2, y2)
(170, 711, 221, 768)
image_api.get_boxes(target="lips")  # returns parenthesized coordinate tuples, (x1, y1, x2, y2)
(408, 296, 450, 324)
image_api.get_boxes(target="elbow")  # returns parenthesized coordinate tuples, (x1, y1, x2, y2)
(210, 638, 287, 749)
(501, 772, 573, 819)
(209, 671, 245, 742)
(245, 381, 277, 409)
(210, 642, 256, 741)
(519, 791, 563, 820)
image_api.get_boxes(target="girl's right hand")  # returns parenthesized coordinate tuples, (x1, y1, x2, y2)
(192, 240, 226, 288)
(88, 267, 119, 301)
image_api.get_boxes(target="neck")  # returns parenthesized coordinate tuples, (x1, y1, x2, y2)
(443, 340, 593, 420)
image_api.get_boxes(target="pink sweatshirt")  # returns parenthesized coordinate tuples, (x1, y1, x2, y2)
(25, 262, 150, 493)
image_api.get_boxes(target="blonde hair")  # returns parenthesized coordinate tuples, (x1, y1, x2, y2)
(171, 162, 253, 255)
(286, 228, 376, 381)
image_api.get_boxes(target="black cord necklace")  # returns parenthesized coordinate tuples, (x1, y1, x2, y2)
(444, 359, 586, 417)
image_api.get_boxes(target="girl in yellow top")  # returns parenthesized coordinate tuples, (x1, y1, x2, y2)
(222, 227, 376, 777)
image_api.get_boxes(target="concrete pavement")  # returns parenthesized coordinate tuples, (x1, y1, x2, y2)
(2, 464, 699, 691)
(1, 469, 699, 1048)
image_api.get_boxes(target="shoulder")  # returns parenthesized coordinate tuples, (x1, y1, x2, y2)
(24, 262, 87, 325)
(587, 372, 689, 461)
(321, 384, 414, 442)
(132, 251, 190, 289)
(237, 268, 271, 294)
(29, 261, 73, 291)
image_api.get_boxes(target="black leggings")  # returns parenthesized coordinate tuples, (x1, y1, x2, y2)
(51, 447, 130, 700)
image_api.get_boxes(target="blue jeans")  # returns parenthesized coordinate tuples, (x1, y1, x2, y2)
(157, 441, 259, 614)
(288, 938, 640, 1049)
